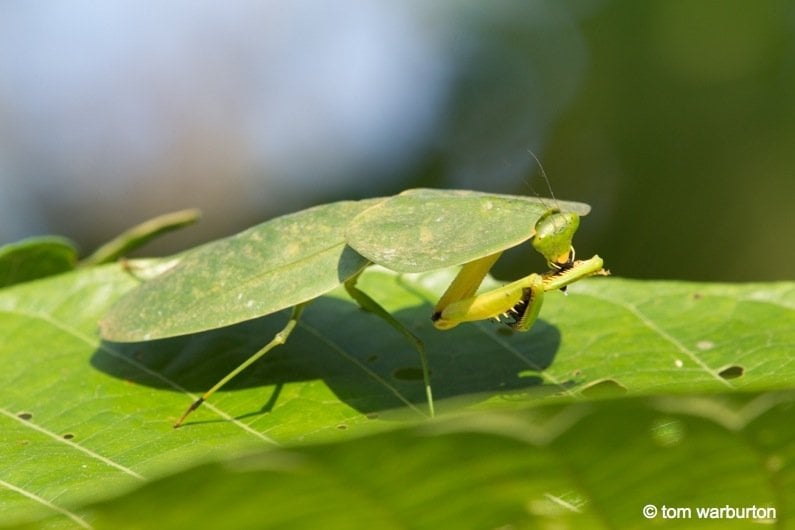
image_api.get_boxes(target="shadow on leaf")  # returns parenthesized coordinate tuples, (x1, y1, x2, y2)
(91, 295, 565, 419)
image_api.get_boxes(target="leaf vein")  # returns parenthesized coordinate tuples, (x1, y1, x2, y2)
(0, 478, 92, 529)
(2, 308, 278, 444)
(577, 293, 735, 388)
(0, 406, 145, 480)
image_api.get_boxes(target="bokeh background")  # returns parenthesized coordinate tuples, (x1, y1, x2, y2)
(1, 0, 793, 282)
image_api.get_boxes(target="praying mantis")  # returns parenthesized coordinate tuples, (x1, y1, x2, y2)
(100, 189, 607, 426)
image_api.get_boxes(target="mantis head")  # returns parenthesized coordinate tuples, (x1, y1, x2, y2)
(532, 211, 580, 268)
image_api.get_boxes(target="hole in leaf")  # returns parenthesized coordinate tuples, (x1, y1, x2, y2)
(650, 417, 685, 447)
(63, 433, 75, 440)
(336, 424, 348, 431)
(17, 412, 32, 421)
(580, 379, 627, 398)
(393, 367, 425, 381)
(718, 364, 744, 379)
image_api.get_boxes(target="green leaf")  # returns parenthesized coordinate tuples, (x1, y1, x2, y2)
(0, 263, 792, 527)
(0, 209, 200, 291)
(14, 394, 795, 529)
(0, 237, 78, 288)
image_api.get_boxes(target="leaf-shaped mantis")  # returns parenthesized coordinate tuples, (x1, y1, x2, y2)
(100, 189, 607, 426)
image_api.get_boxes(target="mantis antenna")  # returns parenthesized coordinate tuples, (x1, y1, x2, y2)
(526, 148, 559, 206)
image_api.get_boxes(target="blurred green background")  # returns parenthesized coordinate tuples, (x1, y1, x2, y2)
(1, 0, 793, 282)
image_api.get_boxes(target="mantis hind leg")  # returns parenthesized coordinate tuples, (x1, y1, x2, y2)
(173, 303, 308, 428)
(345, 270, 434, 418)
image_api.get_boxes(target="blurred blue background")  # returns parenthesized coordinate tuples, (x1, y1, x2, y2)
(1, 0, 793, 281)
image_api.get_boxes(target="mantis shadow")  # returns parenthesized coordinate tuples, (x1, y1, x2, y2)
(91, 294, 567, 420)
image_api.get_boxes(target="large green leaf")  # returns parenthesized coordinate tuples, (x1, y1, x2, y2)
(30, 392, 795, 529)
(0, 263, 792, 527)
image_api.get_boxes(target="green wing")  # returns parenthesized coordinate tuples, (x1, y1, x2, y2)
(346, 189, 590, 273)
(101, 189, 591, 340)
(101, 199, 381, 342)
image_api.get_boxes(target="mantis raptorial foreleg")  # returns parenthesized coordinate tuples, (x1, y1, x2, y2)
(431, 254, 605, 332)
(431, 209, 607, 333)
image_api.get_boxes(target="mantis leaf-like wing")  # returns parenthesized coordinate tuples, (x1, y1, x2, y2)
(346, 189, 590, 273)
(101, 199, 382, 341)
